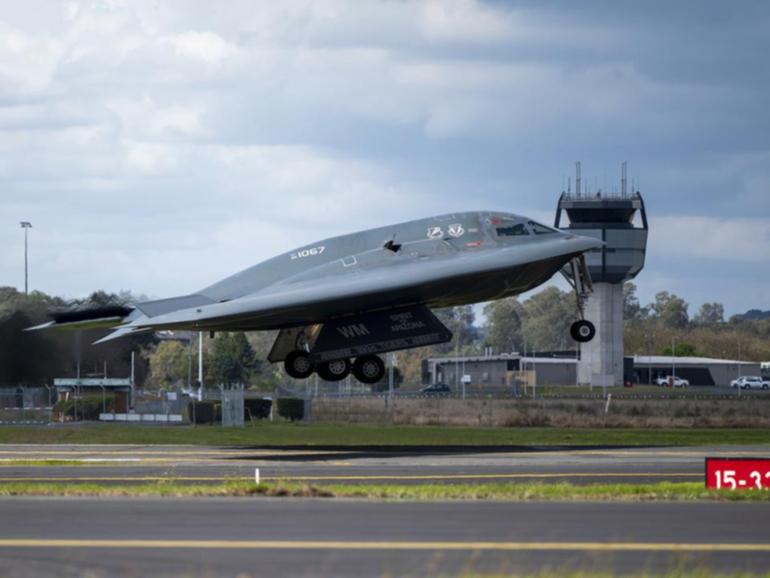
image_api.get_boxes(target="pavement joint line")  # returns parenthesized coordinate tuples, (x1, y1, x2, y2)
(0, 472, 703, 482)
(0, 539, 769, 552)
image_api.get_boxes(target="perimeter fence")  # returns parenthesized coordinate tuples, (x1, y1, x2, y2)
(0, 386, 55, 424)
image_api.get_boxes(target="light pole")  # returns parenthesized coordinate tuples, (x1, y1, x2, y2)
(20, 221, 32, 294)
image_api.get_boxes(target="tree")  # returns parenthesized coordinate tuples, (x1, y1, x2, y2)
(519, 287, 575, 351)
(207, 332, 259, 386)
(649, 291, 689, 328)
(483, 298, 523, 354)
(623, 282, 648, 322)
(693, 302, 724, 326)
(147, 341, 189, 387)
(433, 305, 480, 354)
(661, 342, 697, 357)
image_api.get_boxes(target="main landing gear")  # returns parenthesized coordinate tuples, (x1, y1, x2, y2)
(283, 352, 386, 384)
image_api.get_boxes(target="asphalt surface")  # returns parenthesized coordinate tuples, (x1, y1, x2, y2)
(1, 497, 770, 577)
(1, 443, 768, 485)
(2, 445, 770, 576)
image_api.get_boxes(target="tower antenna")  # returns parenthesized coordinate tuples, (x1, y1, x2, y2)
(576, 161, 582, 197)
(621, 161, 628, 196)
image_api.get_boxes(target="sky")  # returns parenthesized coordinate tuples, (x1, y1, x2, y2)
(1, 0, 768, 317)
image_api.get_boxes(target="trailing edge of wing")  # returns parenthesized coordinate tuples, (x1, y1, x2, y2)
(25, 305, 134, 332)
(92, 326, 153, 344)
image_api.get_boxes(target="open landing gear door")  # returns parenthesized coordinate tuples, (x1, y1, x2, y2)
(310, 305, 452, 363)
(269, 305, 452, 364)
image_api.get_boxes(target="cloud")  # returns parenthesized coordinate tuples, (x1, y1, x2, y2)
(420, 0, 515, 44)
(649, 215, 770, 264)
(166, 30, 238, 63)
(0, 0, 767, 315)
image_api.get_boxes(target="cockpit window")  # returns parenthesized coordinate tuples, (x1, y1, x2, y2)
(528, 221, 557, 235)
(496, 223, 529, 237)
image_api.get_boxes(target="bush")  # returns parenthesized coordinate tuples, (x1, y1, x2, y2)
(277, 398, 304, 421)
(54, 394, 115, 421)
(189, 400, 221, 424)
(244, 398, 272, 421)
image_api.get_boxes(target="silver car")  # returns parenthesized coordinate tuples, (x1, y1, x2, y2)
(730, 376, 770, 390)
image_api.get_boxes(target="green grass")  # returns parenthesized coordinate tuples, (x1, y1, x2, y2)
(0, 423, 769, 447)
(0, 459, 87, 467)
(1, 480, 769, 501)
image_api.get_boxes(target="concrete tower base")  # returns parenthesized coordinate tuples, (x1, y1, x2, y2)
(578, 283, 624, 387)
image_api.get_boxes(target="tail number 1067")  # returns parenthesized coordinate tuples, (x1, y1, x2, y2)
(291, 246, 325, 260)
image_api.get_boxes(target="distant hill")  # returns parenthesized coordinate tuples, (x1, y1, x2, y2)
(735, 309, 770, 321)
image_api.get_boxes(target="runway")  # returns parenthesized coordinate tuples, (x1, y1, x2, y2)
(1, 497, 770, 576)
(0, 443, 767, 485)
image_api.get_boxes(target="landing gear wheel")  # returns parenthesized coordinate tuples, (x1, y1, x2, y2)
(284, 350, 314, 379)
(316, 358, 352, 382)
(353, 355, 386, 384)
(570, 320, 596, 343)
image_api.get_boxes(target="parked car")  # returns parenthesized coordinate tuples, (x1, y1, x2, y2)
(655, 376, 690, 388)
(420, 383, 451, 395)
(730, 376, 770, 390)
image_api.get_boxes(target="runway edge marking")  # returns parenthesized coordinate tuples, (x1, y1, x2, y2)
(1, 540, 770, 552)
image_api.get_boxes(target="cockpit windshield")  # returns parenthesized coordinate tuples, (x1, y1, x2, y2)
(528, 221, 557, 235)
(495, 223, 529, 237)
(489, 215, 560, 241)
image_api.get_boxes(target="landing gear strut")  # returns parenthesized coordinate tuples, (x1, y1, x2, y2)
(562, 255, 596, 343)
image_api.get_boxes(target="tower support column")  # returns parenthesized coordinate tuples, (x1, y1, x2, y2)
(578, 283, 624, 386)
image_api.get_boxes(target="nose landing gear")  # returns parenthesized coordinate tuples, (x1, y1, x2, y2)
(562, 255, 596, 343)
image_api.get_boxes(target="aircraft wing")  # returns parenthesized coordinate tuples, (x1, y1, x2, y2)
(122, 234, 599, 333)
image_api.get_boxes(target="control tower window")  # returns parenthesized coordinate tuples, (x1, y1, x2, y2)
(528, 221, 557, 235)
(496, 223, 529, 237)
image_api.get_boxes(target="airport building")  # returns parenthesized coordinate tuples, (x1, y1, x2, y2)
(422, 353, 760, 389)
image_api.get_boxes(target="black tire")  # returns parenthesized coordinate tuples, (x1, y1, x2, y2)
(353, 355, 386, 384)
(316, 358, 352, 382)
(284, 350, 314, 379)
(570, 320, 596, 343)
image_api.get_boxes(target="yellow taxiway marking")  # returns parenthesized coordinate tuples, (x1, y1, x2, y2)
(0, 450, 324, 457)
(0, 539, 769, 552)
(0, 472, 702, 482)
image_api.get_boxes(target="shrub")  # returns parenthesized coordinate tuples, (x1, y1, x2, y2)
(53, 394, 115, 421)
(244, 398, 272, 421)
(277, 398, 304, 421)
(189, 400, 221, 424)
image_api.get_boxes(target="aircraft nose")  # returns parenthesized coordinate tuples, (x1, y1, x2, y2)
(563, 232, 604, 252)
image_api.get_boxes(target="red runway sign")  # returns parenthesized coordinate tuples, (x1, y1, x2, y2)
(705, 458, 770, 490)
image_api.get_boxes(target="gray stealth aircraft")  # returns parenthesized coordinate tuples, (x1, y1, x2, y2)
(33, 211, 601, 384)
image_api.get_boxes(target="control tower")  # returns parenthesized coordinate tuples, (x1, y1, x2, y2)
(555, 162, 648, 386)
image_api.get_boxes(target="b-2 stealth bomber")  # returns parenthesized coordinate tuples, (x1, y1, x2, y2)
(33, 212, 601, 384)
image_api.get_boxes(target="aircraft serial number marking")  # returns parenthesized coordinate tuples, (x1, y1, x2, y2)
(291, 246, 325, 260)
